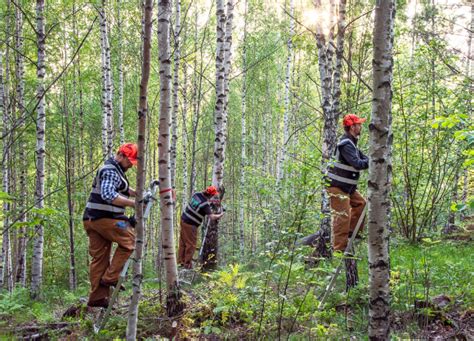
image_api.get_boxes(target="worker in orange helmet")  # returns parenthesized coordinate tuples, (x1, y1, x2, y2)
(178, 186, 225, 269)
(83, 143, 138, 308)
(326, 114, 369, 253)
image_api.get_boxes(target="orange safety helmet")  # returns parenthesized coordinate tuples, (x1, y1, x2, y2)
(205, 185, 219, 196)
(118, 143, 138, 165)
(342, 114, 366, 127)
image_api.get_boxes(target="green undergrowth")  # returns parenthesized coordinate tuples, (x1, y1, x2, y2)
(0, 240, 472, 339)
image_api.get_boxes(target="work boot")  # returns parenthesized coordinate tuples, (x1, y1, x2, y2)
(100, 279, 126, 292)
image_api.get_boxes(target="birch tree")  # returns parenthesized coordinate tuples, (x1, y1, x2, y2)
(368, 0, 395, 338)
(170, 0, 181, 192)
(0, 50, 12, 292)
(312, 0, 347, 259)
(31, 0, 46, 298)
(62, 24, 77, 291)
(14, 4, 27, 287)
(117, 0, 125, 145)
(238, 0, 248, 259)
(276, 0, 294, 186)
(157, 0, 184, 317)
(201, 0, 234, 270)
(99, 0, 114, 159)
(126, 0, 153, 338)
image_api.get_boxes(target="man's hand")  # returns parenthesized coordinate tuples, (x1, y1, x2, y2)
(209, 212, 224, 221)
(128, 188, 137, 197)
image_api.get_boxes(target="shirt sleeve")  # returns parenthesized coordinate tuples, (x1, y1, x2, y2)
(339, 142, 369, 170)
(100, 169, 121, 203)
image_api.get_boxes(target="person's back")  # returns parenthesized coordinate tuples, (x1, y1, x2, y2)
(178, 186, 224, 269)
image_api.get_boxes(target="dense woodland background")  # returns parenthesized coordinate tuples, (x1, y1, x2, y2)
(0, 0, 472, 339)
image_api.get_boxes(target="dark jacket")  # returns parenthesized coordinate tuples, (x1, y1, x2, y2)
(83, 158, 130, 221)
(327, 133, 368, 194)
(181, 192, 212, 227)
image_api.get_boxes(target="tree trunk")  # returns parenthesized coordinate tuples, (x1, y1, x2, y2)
(31, 0, 46, 299)
(0, 52, 5, 287)
(276, 0, 293, 187)
(181, 64, 189, 208)
(117, 0, 125, 145)
(13, 3, 27, 288)
(157, 0, 184, 317)
(170, 0, 181, 193)
(368, 0, 395, 338)
(62, 29, 77, 291)
(238, 0, 248, 259)
(99, 0, 114, 159)
(201, 0, 234, 270)
(126, 1, 153, 338)
(313, 0, 347, 261)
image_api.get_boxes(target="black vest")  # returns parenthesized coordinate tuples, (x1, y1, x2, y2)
(83, 158, 130, 221)
(327, 136, 362, 194)
(181, 192, 210, 227)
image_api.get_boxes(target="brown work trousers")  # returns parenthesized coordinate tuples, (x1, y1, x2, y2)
(83, 218, 135, 304)
(327, 187, 366, 251)
(177, 219, 198, 266)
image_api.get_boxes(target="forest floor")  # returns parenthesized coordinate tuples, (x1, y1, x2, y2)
(0, 235, 472, 340)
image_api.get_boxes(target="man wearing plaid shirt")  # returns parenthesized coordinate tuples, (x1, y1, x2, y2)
(83, 143, 138, 308)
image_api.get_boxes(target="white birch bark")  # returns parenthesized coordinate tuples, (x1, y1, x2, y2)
(368, 0, 395, 338)
(0, 50, 13, 292)
(14, 4, 27, 287)
(31, 0, 46, 298)
(211, 0, 228, 188)
(238, 0, 248, 259)
(276, 0, 293, 185)
(157, 0, 183, 317)
(181, 64, 189, 208)
(170, 0, 181, 191)
(99, 0, 114, 158)
(117, 0, 125, 145)
(126, 1, 153, 338)
(313, 0, 346, 259)
(201, 0, 234, 270)
(190, 5, 199, 195)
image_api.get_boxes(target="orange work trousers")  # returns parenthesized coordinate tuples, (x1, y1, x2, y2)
(177, 219, 198, 266)
(83, 218, 135, 304)
(327, 187, 366, 252)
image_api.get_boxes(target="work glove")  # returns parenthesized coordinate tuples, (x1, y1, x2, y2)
(128, 215, 137, 228)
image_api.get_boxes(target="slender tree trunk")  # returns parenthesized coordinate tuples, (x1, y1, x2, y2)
(201, 0, 234, 270)
(126, 1, 153, 338)
(0, 51, 13, 292)
(461, 1, 473, 221)
(170, 0, 181, 193)
(181, 64, 189, 208)
(368, 0, 395, 338)
(238, 0, 248, 259)
(157, 0, 184, 317)
(62, 28, 77, 291)
(99, 0, 114, 158)
(117, 0, 125, 145)
(13, 3, 27, 287)
(312, 0, 346, 261)
(276, 0, 293, 186)
(31, 0, 46, 299)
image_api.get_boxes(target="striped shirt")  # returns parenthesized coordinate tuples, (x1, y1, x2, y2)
(181, 192, 212, 227)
